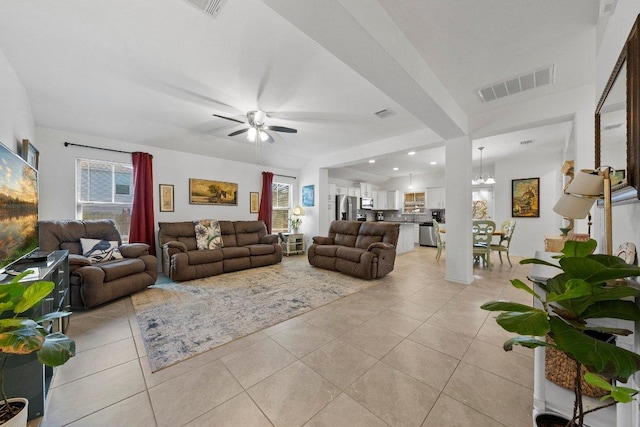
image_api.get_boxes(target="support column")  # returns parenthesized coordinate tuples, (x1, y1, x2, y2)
(445, 136, 473, 284)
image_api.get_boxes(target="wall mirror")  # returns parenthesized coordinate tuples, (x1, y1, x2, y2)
(596, 14, 640, 204)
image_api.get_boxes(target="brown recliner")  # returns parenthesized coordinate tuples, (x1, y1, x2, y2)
(307, 220, 400, 279)
(158, 220, 282, 282)
(38, 219, 158, 309)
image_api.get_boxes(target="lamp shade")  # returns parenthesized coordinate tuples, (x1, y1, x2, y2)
(553, 194, 596, 219)
(566, 169, 604, 196)
(292, 205, 305, 216)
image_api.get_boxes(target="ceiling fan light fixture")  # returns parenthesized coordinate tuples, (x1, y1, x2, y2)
(247, 127, 257, 141)
(259, 130, 269, 142)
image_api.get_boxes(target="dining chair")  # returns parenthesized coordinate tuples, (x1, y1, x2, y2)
(432, 219, 445, 260)
(472, 220, 496, 269)
(490, 219, 516, 267)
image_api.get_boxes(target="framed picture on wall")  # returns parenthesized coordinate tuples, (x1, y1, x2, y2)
(512, 177, 540, 217)
(302, 185, 314, 207)
(250, 192, 259, 213)
(189, 178, 238, 205)
(159, 184, 174, 212)
(21, 139, 39, 169)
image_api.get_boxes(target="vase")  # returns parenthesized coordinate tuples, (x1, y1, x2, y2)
(1, 398, 28, 427)
(292, 228, 299, 234)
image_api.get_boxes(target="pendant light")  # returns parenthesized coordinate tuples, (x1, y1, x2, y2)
(472, 146, 496, 185)
(408, 173, 413, 189)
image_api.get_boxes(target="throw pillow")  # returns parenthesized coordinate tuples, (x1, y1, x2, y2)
(80, 238, 124, 263)
(194, 219, 224, 250)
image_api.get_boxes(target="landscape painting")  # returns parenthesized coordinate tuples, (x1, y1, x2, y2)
(512, 177, 540, 218)
(189, 178, 238, 205)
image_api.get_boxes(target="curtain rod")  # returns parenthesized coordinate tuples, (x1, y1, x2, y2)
(64, 141, 132, 154)
(274, 173, 296, 179)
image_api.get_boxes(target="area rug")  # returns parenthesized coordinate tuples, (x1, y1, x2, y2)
(132, 257, 376, 372)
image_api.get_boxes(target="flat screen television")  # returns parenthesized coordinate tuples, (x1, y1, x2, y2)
(0, 141, 38, 273)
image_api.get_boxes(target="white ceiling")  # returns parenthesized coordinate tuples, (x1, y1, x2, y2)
(0, 0, 600, 181)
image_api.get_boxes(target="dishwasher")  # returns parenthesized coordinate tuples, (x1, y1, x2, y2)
(419, 222, 437, 247)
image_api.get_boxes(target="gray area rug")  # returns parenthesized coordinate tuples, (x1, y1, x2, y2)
(132, 257, 375, 372)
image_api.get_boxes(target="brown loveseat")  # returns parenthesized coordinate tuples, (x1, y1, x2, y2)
(39, 219, 158, 309)
(158, 220, 282, 282)
(308, 220, 400, 279)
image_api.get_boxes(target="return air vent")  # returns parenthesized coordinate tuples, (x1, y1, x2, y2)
(182, 0, 227, 17)
(374, 108, 395, 119)
(477, 65, 555, 103)
(519, 139, 535, 145)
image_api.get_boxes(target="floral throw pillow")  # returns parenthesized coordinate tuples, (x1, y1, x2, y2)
(80, 238, 123, 263)
(194, 219, 224, 250)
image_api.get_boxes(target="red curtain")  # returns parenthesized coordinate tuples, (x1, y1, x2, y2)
(130, 152, 156, 255)
(258, 171, 274, 233)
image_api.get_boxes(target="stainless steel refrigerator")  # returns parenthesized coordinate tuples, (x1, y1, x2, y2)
(336, 195, 358, 221)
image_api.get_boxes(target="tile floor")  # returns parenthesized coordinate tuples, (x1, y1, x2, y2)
(35, 246, 536, 427)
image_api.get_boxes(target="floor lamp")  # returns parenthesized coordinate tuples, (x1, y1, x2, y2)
(552, 167, 613, 255)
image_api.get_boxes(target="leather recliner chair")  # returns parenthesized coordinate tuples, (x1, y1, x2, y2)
(38, 219, 157, 309)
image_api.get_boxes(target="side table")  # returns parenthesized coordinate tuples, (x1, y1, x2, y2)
(282, 233, 305, 256)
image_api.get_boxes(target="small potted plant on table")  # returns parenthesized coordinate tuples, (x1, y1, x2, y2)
(482, 239, 640, 427)
(0, 271, 75, 426)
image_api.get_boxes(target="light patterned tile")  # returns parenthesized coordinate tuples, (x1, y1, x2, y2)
(185, 392, 272, 427)
(302, 339, 377, 389)
(221, 338, 296, 388)
(305, 393, 388, 427)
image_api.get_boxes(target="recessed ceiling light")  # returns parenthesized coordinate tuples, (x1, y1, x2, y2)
(408, 151, 416, 156)
(393, 167, 399, 171)
(368, 159, 375, 163)
(430, 161, 437, 165)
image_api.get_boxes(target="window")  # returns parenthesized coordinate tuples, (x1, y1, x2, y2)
(77, 158, 133, 241)
(272, 182, 292, 233)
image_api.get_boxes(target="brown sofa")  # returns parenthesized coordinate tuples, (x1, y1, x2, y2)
(307, 220, 400, 279)
(158, 220, 282, 282)
(38, 219, 158, 309)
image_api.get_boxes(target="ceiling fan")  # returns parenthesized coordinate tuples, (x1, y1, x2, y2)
(213, 110, 297, 144)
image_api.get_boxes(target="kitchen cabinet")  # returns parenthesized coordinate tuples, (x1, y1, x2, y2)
(328, 183, 336, 199)
(403, 191, 425, 213)
(426, 187, 445, 209)
(395, 223, 415, 254)
(360, 182, 372, 198)
(387, 190, 401, 210)
(372, 190, 387, 210)
(336, 186, 347, 195)
(414, 224, 419, 244)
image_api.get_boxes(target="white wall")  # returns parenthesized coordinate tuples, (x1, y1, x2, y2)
(0, 49, 34, 155)
(35, 127, 298, 253)
(494, 150, 563, 257)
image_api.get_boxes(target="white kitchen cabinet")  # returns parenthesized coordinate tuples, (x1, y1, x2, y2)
(387, 190, 401, 210)
(371, 190, 378, 208)
(354, 188, 361, 197)
(336, 186, 347, 195)
(328, 183, 336, 199)
(378, 192, 387, 209)
(426, 187, 445, 209)
(414, 224, 419, 244)
(395, 223, 415, 254)
(360, 182, 372, 198)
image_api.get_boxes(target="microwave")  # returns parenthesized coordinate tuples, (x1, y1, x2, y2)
(360, 197, 373, 210)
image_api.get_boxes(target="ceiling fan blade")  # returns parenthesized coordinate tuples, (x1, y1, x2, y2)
(267, 125, 298, 134)
(260, 132, 275, 144)
(228, 127, 250, 137)
(214, 114, 246, 125)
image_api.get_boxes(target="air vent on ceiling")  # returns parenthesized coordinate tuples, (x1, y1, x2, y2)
(477, 65, 555, 103)
(519, 139, 535, 145)
(604, 123, 623, 131)
(183, 0, 227, 17)
(374, 108, 395, 119)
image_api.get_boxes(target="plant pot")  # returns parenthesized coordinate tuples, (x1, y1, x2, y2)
(535, 413, 571, 427)
(0, 398, 28, 427)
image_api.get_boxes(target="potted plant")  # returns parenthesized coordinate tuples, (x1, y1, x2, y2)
(0, 271, 75, 426)
(481, 239, 640, 427)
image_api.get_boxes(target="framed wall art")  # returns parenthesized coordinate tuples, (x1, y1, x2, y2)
(21, 139, 39, 169)
(512, 177, 540, 218)
(302, 184, 315, 207)
(159, 184, 174, 212)
(250, 192, 259, 213)
(189, 178, 238, 205)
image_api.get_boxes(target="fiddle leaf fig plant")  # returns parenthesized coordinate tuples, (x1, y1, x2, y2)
(0, 271, 75, 423)
(481, 239, 640, 426)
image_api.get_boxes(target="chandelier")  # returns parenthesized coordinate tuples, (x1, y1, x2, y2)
(472, 146, 496, 185)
